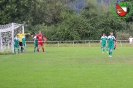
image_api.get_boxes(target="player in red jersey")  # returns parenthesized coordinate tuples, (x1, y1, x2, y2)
(36, 31, 47, 52)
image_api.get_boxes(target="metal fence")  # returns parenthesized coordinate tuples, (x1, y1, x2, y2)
(26, 40, 130, 47)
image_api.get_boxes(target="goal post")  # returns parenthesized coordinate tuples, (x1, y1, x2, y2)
(0, 32, 2, 51)
(22, 24, 24, 33)
(0, 23, 24, 53)
(11, 23, 14, 53)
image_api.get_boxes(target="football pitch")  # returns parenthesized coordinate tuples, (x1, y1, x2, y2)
(0, 47, 133, 88)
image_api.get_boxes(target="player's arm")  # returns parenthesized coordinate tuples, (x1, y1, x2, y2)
(24, 33, 30, 35)
(106, 37, 108, 47)
(100, 37, 102, 43)
(22, 33, 25, 36)
(100, 40, 102, 43)
(114, 39, 117, 49)
(100, 37, 102, 46)
(36, 35, 39, 40)
(17, 34, 19, 38)
(114, 39, 116, 45)
(43, 36, 47, 42)
(33, 36, 36, 40)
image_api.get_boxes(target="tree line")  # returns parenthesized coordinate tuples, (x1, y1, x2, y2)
(0, 0, 133, 40)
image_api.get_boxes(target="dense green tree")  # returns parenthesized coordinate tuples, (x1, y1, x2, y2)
(0, 0, 133, 40)
(0, 0, 32, 24)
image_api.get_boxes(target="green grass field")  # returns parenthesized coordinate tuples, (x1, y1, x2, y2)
(0, 47, 133, 88)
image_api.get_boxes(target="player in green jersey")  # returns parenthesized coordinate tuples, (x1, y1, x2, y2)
(14, 35, 20, 54)
(33, 33, 38, 52)
(100, 33, 107, 53)
(22, 36, 26, 51)
(107, 32, 116, 57)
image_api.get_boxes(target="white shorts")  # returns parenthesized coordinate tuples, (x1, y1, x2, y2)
(130, 41, 133, 44)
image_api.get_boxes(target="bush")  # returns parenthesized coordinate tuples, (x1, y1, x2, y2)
(116, 32, 130, 40)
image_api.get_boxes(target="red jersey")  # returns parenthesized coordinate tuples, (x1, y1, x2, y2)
(36, 34, 44, 43)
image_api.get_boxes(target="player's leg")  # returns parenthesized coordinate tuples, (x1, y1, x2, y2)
(103, 44, 106, 52)
(129, 42, 131, 46)
(108, 49, 112, 57)
(36, 43, 38, 52)
(37, 42, 41, 52)
(108, 50, 112, 57)
(14, 46, 16, 54)
(100, 42, 102, 50)
(22, 43, 25, 51)
(109, 44, 114, 57)
(34, 45, 38, 52)
(34, 43, 36, 52)
(41, 43, 44, 52)
(19, 42, 23, 52)
(108, 45, 111, 57)
(101, 45, 104, 52)
(104, 43, 108, 53)
(102, 44, 105, 53)
(34, 46, 36, 52)
(37, 45, 40, 52)
(22, 42, 24, 51)
(111, 44, 114, 56)
(106, 46, 108, 53)
(109, 50, 112, 56)
(129, 42, 133, 47)
(17, 46, 20, 54)
(101, 43, 104, 52)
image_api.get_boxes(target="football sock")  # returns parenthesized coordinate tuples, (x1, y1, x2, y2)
(23, 47, 24, 51)
(37, 48, 39, 52)
(14, 49, 16, 53)
(42, 48, 44, 52)
(21, 47, 23, 52)
(18, 49, 20, 53)
(109, 52, 111, 55)
(102, 47, 103, 52)
(103, 49, 105, 52)
(110, 52, 112, 56)
(34, 47, 36, 52)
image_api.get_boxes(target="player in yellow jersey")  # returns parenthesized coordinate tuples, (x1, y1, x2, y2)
(17, 30, 25, 52)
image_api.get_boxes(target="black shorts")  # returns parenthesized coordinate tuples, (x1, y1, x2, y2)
(19, 42, 23, 46)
